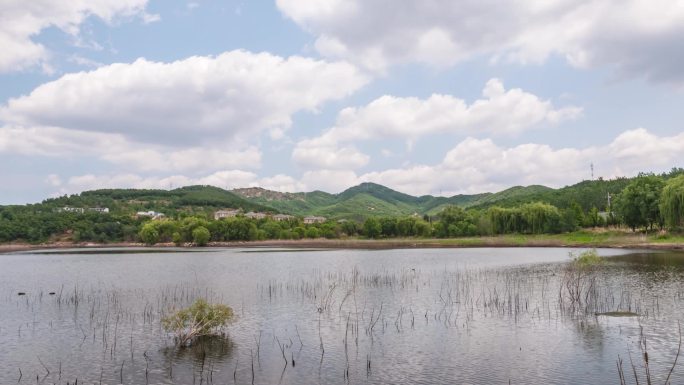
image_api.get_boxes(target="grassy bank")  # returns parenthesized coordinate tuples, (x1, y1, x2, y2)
(1, 230, 683, 253)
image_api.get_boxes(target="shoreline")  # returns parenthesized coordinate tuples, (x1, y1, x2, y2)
(2, 234, 683, 253)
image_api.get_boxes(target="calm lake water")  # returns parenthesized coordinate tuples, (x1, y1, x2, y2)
(1, 247, 683, 384)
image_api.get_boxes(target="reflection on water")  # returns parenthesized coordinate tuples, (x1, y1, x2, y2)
(607, 251, 684, 268)
(0, 247, 683, 384)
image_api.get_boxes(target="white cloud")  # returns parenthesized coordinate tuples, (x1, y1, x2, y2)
(60, 170, 305, 196)
(277, 0, 684, 83)
(293, 79, 580, 161)
(101, 146, 262, 172)
(51, 128, 684, 197)
(45, 174, 62, 187)
(292, 137, 369, 170)
(0, 50, 368, 172)
(0, 0, 156, 72)
(0, 124, 261, 173)
(355, 128, 684, 196)
(1, 51, 368, 146)
(256, 174, 307, 193)
(68, 55, 104, 68)
(301, 170, 361, 193)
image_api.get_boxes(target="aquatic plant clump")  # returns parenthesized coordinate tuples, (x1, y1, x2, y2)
(571, 248, 603, 268)
(559, 249, 602, 312)
(162, 299, 234, 346)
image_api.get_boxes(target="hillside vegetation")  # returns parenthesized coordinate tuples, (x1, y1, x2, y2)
(50, 185, 273, 215)
(231, 179, 641, 219)
(1, 168, 683, 245)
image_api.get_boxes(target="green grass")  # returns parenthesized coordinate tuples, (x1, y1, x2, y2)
(648, 233, 684, 244)
(363, 231, 678, 248)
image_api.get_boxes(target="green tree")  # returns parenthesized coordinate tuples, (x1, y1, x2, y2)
(414, 220, 432, 237)
(570, 202, 585, 228)
(660, 174, 684, 230)
(616, 174, 665, 231)
(305, 227, 320, 238)
(172, 231, 183, 246)
(261, 221, 282, 239)
(559, 208, 578, 232)
(192, 226, 210, 246)
(139, 222, 160, 245)
(293, 226, 306, 239)
(339, 220, 359, 237)
(363, 217, 382, 239)
(379, 217, 398, 237)
(584, 206, 603, 228)
(437, 206, 476, 237)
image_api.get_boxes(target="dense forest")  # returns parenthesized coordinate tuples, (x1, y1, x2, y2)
(1, 169, 683, 245)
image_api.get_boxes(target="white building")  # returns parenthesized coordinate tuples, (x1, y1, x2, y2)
(59, 207, 85, 214)
(303, 216, 326, 224)
(272, 214, 295, 222)
(244, 212, 268, 220)
(136, 211, 166, 220)
(214, 209, 240, 220)
(57, 206, 109, 214)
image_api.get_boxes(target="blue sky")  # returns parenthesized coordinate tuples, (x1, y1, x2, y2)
(1, 0, 683, 204)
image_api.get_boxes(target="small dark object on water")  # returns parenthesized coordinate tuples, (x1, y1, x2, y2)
(595, 311, 639, 317)
(17, 292, 26, 296)
(49, 292, 56, 295)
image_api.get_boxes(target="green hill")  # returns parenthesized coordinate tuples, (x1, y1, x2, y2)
(43, 185, 273, 216)
(232, 182, 557, 219)
(232, 174, 684, 220)
(23, 168, 684, 222)
(467, 180, 629, 211)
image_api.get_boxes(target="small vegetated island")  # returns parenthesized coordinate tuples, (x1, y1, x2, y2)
(1, 168, 684, 248)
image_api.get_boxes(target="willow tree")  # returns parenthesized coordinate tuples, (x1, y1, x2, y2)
(615, 174, 665, 231)
(660, 175, 684, 230)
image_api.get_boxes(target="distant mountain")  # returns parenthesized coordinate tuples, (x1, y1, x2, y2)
(231, 182, 556, 220)
(23, 169, 681, 221)
(231, 178, 645, 220)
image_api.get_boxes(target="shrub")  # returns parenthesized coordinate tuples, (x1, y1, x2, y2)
(192, 226, 210, 246)
(172, 231, 182, 246)
(139, 223, 159, 245)
(162, 299, 234, 346)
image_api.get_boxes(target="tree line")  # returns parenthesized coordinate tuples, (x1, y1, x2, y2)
(1, 174, 683, 245)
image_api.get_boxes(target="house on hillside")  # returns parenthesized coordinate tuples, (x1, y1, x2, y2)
(272, 214, 295, 222)
(244, 212, 267, 220)
(214, 209, 240, 220)
(58, 206, 85, 214)
(303, 216, 326, 224)
(57, 206, 110, 214)
(136, 211, 165, 220)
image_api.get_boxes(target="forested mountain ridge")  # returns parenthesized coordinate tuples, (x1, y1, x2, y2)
(231, 180, 626, 219)
(6, 169, 683, 221)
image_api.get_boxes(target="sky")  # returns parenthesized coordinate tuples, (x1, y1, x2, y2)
(1, 0, 684, 204)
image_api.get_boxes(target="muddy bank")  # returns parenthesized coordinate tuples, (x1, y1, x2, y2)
(2, 235, 682, 253)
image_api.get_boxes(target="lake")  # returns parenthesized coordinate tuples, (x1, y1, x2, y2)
(1, 247, 683, 384)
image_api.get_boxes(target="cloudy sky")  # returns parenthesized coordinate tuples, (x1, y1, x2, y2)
(1, 0, 684, 204)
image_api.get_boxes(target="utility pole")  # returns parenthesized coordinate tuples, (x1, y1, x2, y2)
(590, 163, 594, 180)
